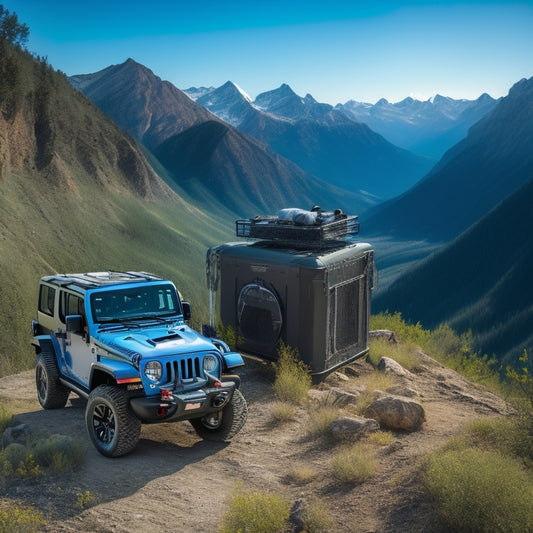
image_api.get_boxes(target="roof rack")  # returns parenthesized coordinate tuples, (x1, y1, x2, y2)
(236, 209, 359, 248)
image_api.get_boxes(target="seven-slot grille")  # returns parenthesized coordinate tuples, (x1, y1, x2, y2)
(165, 356, 202, 382)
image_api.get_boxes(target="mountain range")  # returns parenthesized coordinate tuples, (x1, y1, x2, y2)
(186, 81, 434, 199)
(338, 93, 499, 159)
(364, 76, 533, 243)
(69, 60, 367, 216)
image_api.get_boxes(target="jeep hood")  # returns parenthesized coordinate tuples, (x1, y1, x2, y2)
(94, 325, 216, 360)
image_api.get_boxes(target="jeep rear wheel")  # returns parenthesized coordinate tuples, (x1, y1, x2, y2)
(190, 388, 247, 442)
(85, 385, 141, 458)
(36, 353, 70, 409)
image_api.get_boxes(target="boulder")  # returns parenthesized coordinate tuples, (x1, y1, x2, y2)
(307, 388, 360, 407)
(369, 330, 398, 344)
(1, 423, 32, 448)
(364, 395, 425, 432)
(330, 416, 380, 441)
(377, 356, 412, 377)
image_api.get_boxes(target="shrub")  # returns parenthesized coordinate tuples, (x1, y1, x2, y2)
(76, 490, 99, 510)
(370, 311, 429, 347)
(31, 434, 84, 472)
(465, 417, 533, 465)
(272, 342, 311, 404)
(368, 338, 420, 371)
(270, 402, 296, 426)
(366, 430, 395, 447)
(300, 497, 334, 533)
(0, 442, 27, 468)
(330, 443, 377, 484)
(0, 502, 44, 533)
(305, 405, 339, 440)
(0, 405, 13, 434)
(285, 464, 317, 485)
(219, 485, 291, 533)
(425, 447, 533, 532)
(506, 349, 533, 410)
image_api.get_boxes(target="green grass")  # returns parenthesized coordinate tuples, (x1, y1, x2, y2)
(367, 338, 421, 371)
(305, 405, 339, 440)
(272, 342, 312, 404)
(0, 501, 44, 533)
(285, 463, 318, 485)
(425, 447, 533, 532)
(219, 485, 291, 533)
(0, 406, 12, 434)
(330, 443, 378, 485)
(270, 401, 297, 426)
(299, 498, 334, 533)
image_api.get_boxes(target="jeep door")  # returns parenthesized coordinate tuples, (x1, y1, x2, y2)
(58, 290, 94, 386)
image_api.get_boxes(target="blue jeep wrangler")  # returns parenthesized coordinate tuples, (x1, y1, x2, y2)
(31, 271, 247, 457)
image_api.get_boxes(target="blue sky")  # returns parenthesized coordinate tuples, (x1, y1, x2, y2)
(9, 1, 533, 104)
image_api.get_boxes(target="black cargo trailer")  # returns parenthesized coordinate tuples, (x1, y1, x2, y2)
(206, 238, 375, 376)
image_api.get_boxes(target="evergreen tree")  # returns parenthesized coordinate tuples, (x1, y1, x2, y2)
(0, 5, 29, 47)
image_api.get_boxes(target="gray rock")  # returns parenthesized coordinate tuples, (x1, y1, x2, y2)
(377, 356, 412, 377)
(364, 395, 425, 431)
(1, 423, 32, 448)
(369, 330, 398, 344)
(330, 416, 380, 441)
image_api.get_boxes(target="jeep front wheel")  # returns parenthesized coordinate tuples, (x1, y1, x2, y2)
(36, 353, 70, 409)
(190, 388, 247, 442)
(85, 385, 141, 457)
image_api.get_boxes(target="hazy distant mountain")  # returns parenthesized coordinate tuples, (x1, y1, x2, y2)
(339, 94, 499, 158)
(187, 82, 433, 199)
(70, 60, 371, 215)
(69, 58, 215, 150)
(364, 76, 533, 243)
(373, 176, 533, 367)
(154, 119, 364, 215)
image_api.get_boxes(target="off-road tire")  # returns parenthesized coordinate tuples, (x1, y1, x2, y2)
(190, 388, 247, 442)
(85, 385, 141, 458)
(36, 351, 70, 409)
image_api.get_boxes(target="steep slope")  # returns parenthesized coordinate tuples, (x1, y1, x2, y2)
(153, 120, 364, 215)
(373, 177, 533, 367)
(189, 83, 433, 199)
(364, 76, 533, 243)
(69, 58, 215, 150)
(340, 93, 498, 158)
(0, 43, 231, 377)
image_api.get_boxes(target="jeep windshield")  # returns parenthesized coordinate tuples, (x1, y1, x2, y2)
(90, 284, 182, 325)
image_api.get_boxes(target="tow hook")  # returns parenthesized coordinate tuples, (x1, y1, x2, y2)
(212, 391, 230, 408)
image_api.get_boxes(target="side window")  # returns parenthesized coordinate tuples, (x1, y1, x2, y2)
(38, 285, 56, 316)
(59, 292, 86, 326)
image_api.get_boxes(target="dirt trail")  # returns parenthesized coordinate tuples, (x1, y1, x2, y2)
(0, 352, 513, 532)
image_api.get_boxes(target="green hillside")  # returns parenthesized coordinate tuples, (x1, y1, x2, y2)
(373, 177, 533, 368)
(0, 41, 233, 377)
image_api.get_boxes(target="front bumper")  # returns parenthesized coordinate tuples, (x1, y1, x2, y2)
(129, 381, 237, 423)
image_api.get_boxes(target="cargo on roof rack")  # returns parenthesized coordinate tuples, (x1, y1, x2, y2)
(235, 207, 359, 247)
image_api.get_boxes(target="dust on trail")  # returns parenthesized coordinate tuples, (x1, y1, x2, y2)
(0, 352, 513, 533)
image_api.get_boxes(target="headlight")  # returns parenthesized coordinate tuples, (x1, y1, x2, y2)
(203, 354, 218, 373)
(144, 361, 162, 382)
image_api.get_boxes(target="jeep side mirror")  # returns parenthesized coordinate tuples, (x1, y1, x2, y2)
(66, 314, 82, 332)
(182, 302, 191, 321)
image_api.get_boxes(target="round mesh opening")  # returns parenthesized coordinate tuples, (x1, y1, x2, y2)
(238, 283, 282, 347)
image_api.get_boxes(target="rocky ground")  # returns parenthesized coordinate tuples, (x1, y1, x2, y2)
(0, 348, 514, 532)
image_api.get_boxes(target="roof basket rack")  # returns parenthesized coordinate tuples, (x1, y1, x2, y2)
(236, 207, 359, 248)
